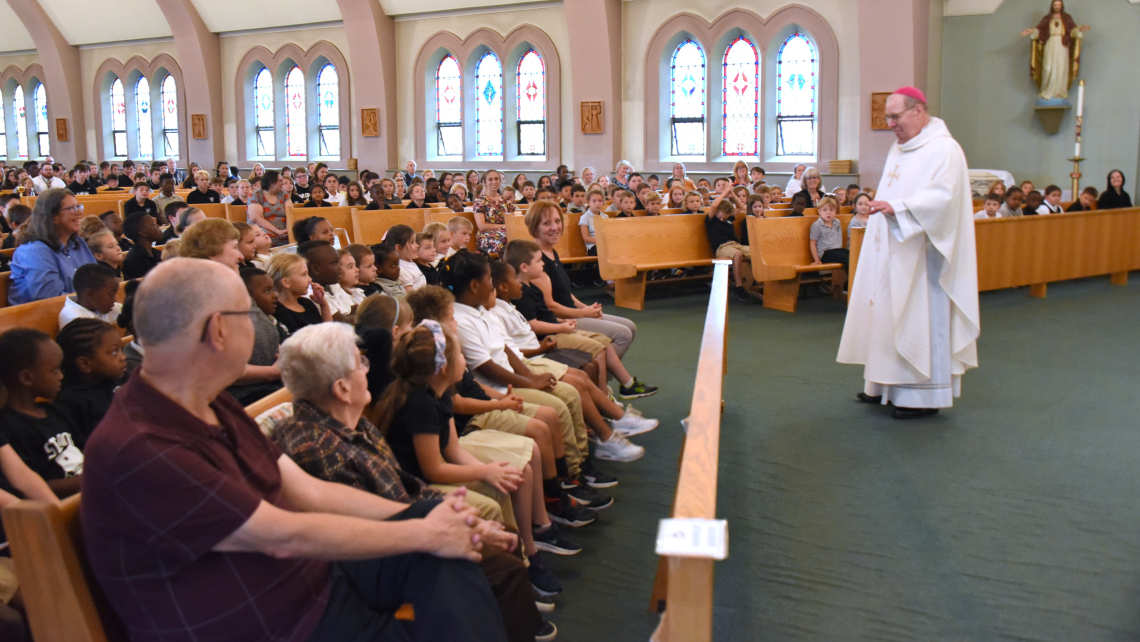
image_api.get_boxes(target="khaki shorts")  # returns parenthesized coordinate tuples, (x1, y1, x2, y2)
(716, 241, 751, 260)
(431, 483, 511, 529)
(467, 402, 541, 435)
(553, 331, 610, 357)
(525, 357, 569, 379)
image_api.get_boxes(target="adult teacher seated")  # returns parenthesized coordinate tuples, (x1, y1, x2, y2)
(80, 258, 510, 642)
(247, 170, 291, 247)
(7, 188, 96, 305)
(794, 167, 827, 207)
(522, 201, 657, 397)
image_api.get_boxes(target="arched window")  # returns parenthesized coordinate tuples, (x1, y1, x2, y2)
(253, 68, 274, 157)
(284, 66, 306, 158)
(317, 63, 339, 157)
(775, 33, 817, 156)
(161, 75, 179, 158)
(435, 55, 462, 157)
(670, 40, 705, 157)
(136, 77, 153, 159)
(110, 79, 127, 157)
(13, 86, 26, 159)
(33, 82, 48, 157)
(722, 37, 758, 157)
(516, 50, 545, 156)
(474, 52, 503, 157)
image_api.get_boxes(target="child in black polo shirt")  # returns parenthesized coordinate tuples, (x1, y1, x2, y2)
(123, 182, 158, 218)
(705, 187, 752, 302)
(122, 211, 164, 279)
(0, 328, 84, 497)
(54, 319, 126, 447)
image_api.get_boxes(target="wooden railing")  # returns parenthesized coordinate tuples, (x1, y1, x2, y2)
(649, 260, 730, 642)
(849, 206, 1140, 297)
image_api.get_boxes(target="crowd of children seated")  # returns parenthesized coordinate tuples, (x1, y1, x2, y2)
(0, 155, 1135, 640)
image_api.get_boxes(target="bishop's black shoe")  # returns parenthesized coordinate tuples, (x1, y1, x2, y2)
(856, 392, 883, 404)
(891, 407, 939, 420)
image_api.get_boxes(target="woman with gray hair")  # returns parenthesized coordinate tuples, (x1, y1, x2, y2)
(7, 188, 96, 305)
(613, 160, 633, 189)
(794, 167, 826, 207)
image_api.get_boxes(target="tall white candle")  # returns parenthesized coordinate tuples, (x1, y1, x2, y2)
(1077, 81, 1084, 118)
(1075, 141, 1081, 157)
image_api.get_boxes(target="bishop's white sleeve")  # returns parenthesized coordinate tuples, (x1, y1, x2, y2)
(886, 205, 924, 242)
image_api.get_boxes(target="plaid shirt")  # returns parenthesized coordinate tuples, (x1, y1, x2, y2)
(273, 399, 443, 503)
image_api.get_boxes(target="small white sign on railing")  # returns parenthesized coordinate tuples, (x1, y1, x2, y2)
(655, 518, 728, 560)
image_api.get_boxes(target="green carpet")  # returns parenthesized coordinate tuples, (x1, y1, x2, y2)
(547, 277, 1140, 641)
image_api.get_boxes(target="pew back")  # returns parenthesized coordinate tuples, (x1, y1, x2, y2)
(351, 209, 430, 245)
(424, 211, 479, 252)
(286, 206, 355, 244)
(193, 203, 228, 220)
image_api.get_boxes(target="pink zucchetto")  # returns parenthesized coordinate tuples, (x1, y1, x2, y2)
(893, 86, 927, 104)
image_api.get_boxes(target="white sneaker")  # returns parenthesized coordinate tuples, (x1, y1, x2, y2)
(610, 405, 658, 437)
(593, 433, 645, 462)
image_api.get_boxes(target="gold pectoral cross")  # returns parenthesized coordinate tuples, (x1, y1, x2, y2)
(886, 164, 901, 187)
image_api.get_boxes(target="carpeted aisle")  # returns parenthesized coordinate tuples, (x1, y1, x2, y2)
(547, 277, 1140, 642)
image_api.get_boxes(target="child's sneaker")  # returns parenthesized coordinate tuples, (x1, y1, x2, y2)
(533, 522, 582, 555)
(593, 433, 645, 462)
(528, 553, 564, 596)
(611, 405, 658, 436)
(618, 378, 658, 399)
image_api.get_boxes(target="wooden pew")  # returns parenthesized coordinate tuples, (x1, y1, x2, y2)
(846, 207, 1140, 302)
(747, 214, 853, 313)
(226, 204, 247, 224)
(351, 208, 430, 245)
(285, 206, 356, 244)
(3, 495, 128, 642)
(648, 261, 729, 642)
(594, 214, 713, 310)
(0, 281, 130, 334)
(193, 203, 228, 220)
(0, 271, 9, 308)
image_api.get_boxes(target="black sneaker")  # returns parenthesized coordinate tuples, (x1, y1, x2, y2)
(619, 378, 658, 399)
(562, 478, 614, 510)
(546, 494, 597, 527)
(580, 459, 618, 488)
(733, 285, 751, 302)
(528, 553, 564, 596)
(533, 590, 556, 613)
(533, 523, 582, 555)
(536, 620, 558, 641)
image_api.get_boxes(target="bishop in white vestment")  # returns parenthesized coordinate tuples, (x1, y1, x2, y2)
(837, 88, 980, 419)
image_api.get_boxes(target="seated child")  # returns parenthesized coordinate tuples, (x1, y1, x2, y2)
(705, 193, 753, 302)
(846, 184, 861, 205)
(634, 183, 653, 210)
(698, 187, 711, 207)
(1023, 190, 1044, 216)
(643, 191, 663, 216)
(414, 233, 440, 286)
(98, 210, 131, 252)
(1038, 185, 1064, 214)
(809, 196, 848, 271)
(446, 194, 465, 213)
(556, 180, 574, 208)
(369, 321, 569, 595)
(1067, 186, 1099, 212)
(298, 240, 352, 320)
(680, 190, 704, 215)
(579, 188, 608, 255)
(422, 222, 451, 267)
(975, 192, 1001, 220)
(292, 215, 334, 245)
(224, 267, 285, 405)
(59, 263, 122, 328)
(1, 204, 30, 249)
(371, 241, 406, 298)
(446, 216, 473, 259)
(788, 192, 810, 217)
(518, 181, 536, 205)
(566, 183, 587, 213)
(229, 179, 251, 206)
(347, 243, 382, 297)
(303, 184, 332, 208)
(266, 252, 332, 335)
(535, 187, 555, 202)
(385, 225, 426, 291)
(364, 183, 389, 210)
(0, 329, 84, 497)
(329, 248, 364, 312)
(405, 183, 429, 209)
(88, 230, 124, 277)
(121, 212, 164, 279)
(54, 318, 127, 445)
(832, 187, 848, 206)
(160, 239, 182, 261)
(647, 174, 660, 191)
(848, 192, 872, 244)
(232, 221, 259, 269)
(122, 182, 158, 218)
(612, 190, 637, 218)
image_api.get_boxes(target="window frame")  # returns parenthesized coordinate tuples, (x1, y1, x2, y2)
(435, 54, 463, 159)
(252, 66, 275, 159)
(774, 32, 818, 159)
(32, 82, 48, 158)
(13, 85, 27, 160)
(315, 62, 340, 159)
(109, 78, 128, 158)
(160, 74, 179, 159)
(135, 76, 153, 160)
(721, 36, 759, 158)
(473, 50, 504, 158)
(669, 39, 707, 158)
(515, 49, 546, 157)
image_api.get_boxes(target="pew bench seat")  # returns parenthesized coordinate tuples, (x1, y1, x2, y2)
(747, 215, 852, 313)
(595, 214, 716, 310)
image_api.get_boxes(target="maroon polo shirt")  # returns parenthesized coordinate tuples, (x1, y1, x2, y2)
(81, 372, 330, 642)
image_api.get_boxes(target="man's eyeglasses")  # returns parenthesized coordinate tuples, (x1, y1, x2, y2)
(884, 104, 918, 124)
(200, 309, 258, 342)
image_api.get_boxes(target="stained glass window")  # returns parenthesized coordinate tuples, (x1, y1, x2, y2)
(776, 33, 816, 156)
(161, 75, 178, 158)
(670, 40, 705, 157)
(110, 79, 127, 157)
(253, 68, 274, 157)
(317, 63, 339, 157)
(722, 37, 758, 157)
(285, 66, 306, 158)
(136, 77, 153, 159)
(516, 50, 545, 156)
(13, 86, 26, 159)
(475, 52, 503, 157)
(435, 55, 462, 156)
(33, 82, 48, 157)
(0, 97, 6, 158)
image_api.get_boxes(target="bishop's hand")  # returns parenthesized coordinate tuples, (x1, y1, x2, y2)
(868, 200, 895, 217)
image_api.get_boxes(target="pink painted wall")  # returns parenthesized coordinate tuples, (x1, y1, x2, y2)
(566, 0, 622, 173)
(337, 0, 398, 171)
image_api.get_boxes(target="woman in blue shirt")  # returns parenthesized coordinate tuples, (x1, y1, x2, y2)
(8, 188, 96, 305)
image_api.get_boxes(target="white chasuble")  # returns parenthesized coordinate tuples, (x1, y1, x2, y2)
(837, 118, 980, 408)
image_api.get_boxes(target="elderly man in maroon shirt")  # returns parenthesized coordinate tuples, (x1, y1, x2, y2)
(80, 258, 508, 642)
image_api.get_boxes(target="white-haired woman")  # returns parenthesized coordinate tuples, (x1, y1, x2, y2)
(613, 160, 633, 189)
(794, 167, 826, 207)
(669, 162, 696, 193)
(579, 166, 596, 186)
